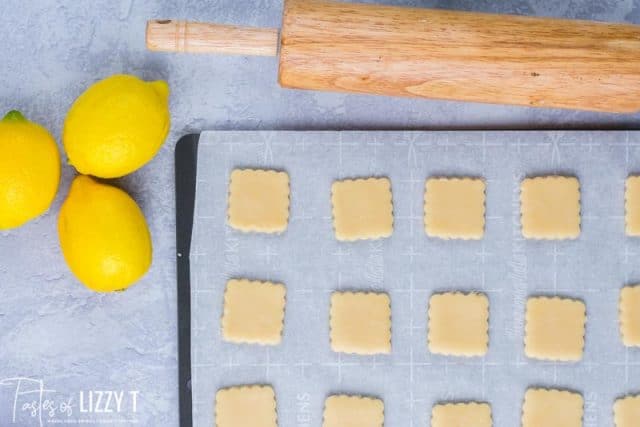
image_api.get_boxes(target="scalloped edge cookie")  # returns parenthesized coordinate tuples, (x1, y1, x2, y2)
(620, 285, 640, 347)
(614, 394, 640, 427)
(524, 296, 586, 362)
(322, 394, 384, 427)
(520, 176, 581, 240)
(221, 279, 286, 346)
(625, 176, 640, 236)
(431, 401, 492, 427)
(215, 384, 277, 427)
(522, 388, 583, 427)
(227, 168, 290, 233)
(331, 177, 393, 241)
(330, 291, 391, 355)
(427, 292, 489, 357)
(424, 177, 486, 240)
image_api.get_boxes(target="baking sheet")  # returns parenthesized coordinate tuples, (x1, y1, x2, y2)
(190, 130, 640, 427)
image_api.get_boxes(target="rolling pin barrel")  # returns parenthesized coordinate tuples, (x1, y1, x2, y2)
(146, 0, 640, 112)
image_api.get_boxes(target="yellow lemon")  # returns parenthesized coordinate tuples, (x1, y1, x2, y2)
(58, 175, 152, 292)
(0, 111, 61, 229)
(63, 74, 170, 178)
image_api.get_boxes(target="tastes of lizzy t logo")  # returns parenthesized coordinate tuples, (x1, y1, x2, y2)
(0, 377, 140, 425)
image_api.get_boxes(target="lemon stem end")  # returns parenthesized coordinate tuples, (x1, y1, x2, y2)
(2, 110, 27, 122)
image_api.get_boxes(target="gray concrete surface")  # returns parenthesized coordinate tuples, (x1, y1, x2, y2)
(0, 0, 638, 426)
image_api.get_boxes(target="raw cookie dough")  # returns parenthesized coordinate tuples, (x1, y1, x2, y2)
(424, 177, 485, 239)
(522, 388, 583, 427)
(323, 395, 384, 427)
(331, 177, 393, 241)
(525, 296, 586, 361)
(520, 176, 581, 239)
(428, 292, 489, 357)
(626, 176, 640, 236)
(614, 395, 640, 427)
(215, 385, 277, 427)
(227, 169, 290, 233)
(431, 402, 492, 427)
(330, 291, 391, 355)
(221, 279, 286, 345)
(619, 285, 640, 347)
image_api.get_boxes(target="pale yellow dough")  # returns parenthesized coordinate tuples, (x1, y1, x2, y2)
(330, 291, 391, 355)
(520, 176, 581, 239)
(522, 389, 583, 427)
(424, 177, 485, 239)
(620, 285, 640, 347)
(227, 169, 290, 233)
(322, 395, 384, 427)
(221, 279, 286, 345)
(428, 292, 489, 357)
(215, 385, 277, 427)
(614, 395, 640, 427)
(626, 176, 640, 236)
(525, 296, 586, 361)
(331, 177, 393, 241)
(431, 402, 492, 427)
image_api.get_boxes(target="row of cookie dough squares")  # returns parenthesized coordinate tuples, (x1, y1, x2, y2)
(228, 169, 640, 239)
(221, 280, 640, 354)
(215, 385, 640, 427)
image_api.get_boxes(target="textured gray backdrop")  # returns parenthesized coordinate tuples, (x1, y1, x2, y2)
(0, 0, 639, 426)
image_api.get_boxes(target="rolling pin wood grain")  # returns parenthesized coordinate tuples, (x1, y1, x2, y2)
(146, 0, 640, 112)
(145, 21, 279, 56)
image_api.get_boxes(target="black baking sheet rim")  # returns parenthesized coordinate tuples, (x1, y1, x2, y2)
(175, 133, 199, 427)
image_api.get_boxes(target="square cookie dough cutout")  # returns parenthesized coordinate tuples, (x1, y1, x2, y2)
(431, 402, 492, 427)
(215, 385, 277, 427)
(323, 395, 384, 427)
(331, 177, 393, 241)
(227, 169, 290, 233)
(620, 285, 640, 347)
(522, 389, 583, 427)
(525, 296, 586, 361)
(330, 291, 391, 355)
(222, 279, 286, 345)
(520, 176, 581, 239)
(615, 395, 640, 427)
(428, 292, 489, 357)
(626, 176, 640, 236)
(424, 177, 485, 240)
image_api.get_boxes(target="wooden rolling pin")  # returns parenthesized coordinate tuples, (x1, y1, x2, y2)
(147, 0, 640, 113)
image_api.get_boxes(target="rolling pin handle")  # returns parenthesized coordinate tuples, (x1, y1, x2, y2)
(146, 20, 279, 56)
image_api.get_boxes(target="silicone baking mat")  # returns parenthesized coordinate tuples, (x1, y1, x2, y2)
(185, 130, 640, 427)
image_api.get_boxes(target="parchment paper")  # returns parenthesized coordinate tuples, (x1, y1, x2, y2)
(191, 131, 640, 427)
